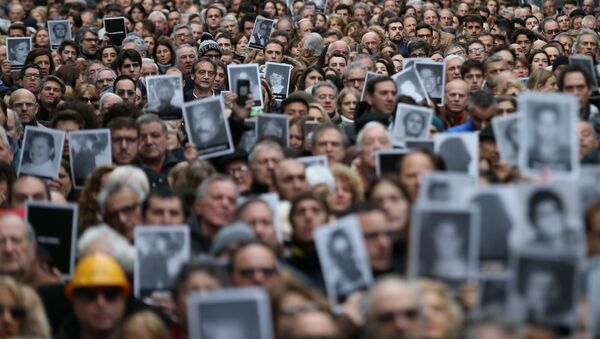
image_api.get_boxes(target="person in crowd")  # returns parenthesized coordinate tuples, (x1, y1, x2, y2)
(0, 2, 596, 338)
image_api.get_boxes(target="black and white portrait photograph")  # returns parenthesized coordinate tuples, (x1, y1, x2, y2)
(578, 165, 600, 210)
(588, 260, 600, 339)
(510, 183, 583, 253)
(410, 206, 479, 283)
(314, 215, 373, 306)
(237, 118, 256, 152)
(392, 67, 428, 103)
(492, 114, 520, 166)
(264, 62, 292, 101)
(434, 132, 479, 178)
(478, 275, 509, 314)
(508, 251, 578, 332)
(360, 72, 378, 101)
(103, 16, 127, 45)
(256, 113, 289, 146)
(418, 172, 475, 206)
(188, 287, 274, 339)
(375, 149, 407, 177)
(134, 225, 190, 300)
(414, 60, 445, 104)
(569, 55, 599, 90)
(296, 155, 328, 168)
(519, 92, 579, 180)
(392, 103, 432, 147)
(6, 37, 32, 71)
(248, 17, 274, 50)
(228, 64, 263, 109)
(146, 74, 184, 120)
(405, 140, 434, 152)
(48, 20, 71, 50)
(18, 126, 65, 179)
(25, 201, 78, 279)
(313, 0, 327, 12)
(471, 187, 514, 271)
(69, 129, 111, 189)
(402, 57, 427, 70)
(183, 96, 234, 159)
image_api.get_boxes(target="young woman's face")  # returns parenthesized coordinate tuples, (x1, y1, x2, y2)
(0, 288, 23, 337)
(289, 124, 304, 151)
(33, 55, 51, 76)
(304, 70, 323, 88)
(155, 45, 172, 64)
(340, 93, 358, 118)
(35, 30, 49, 46)
(236, 36, 248, 54)
(143, 37, 155, 54)
(29, 136, 52, 164)
(101, 48, 117, 67)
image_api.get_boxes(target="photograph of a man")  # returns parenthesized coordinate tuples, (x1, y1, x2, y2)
(183, 96, 234, 159)
(249, 17, 274, 50)
(147, 75, 184, 120)
(48, 20, 71, 49)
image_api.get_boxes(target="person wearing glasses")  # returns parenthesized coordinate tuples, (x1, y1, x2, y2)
(0, 276, 51, 338)
(113, 75, 137, 104)
(230, 241, 280, 293)
(18, 64, 42, 95)
(98, 181, 145, 241)
(364, 276, 422, 339)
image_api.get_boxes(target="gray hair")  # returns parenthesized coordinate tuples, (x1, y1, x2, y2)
(220, 15, 237, 27)
(482, 54, 505, 73)
(303, 33, 324, 57)
(77, 224, 135, 272)
(539, 17, 557, 33)
(352, 2, 371, 15)
(326, 41, 351, 57)
(444, 42, 466, 57)
(136, 113, 168, 135)
(97, 181, 146, 215)
(311, 123, 347, 146)
(573, 28, 599, 54)
(172, 24, 192, 38)
(444, 54, 465, 65)
(249, 140, 283, 163)
(122, 33, 147, 58)
(94, 67, 116, 85)
(175, 43, 197, 61)
(356, 121, 389, 150)
(342, 61, 368, 81)
(99, 93, 122, 111)
(582, 15, 596, 28)
(311, 81, 338, 97)
(107, 165, 150, 196)
(148, 10, 167, 22)
(195, 174, 237, 201)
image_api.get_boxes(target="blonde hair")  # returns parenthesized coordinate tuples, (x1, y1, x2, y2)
(0, 276, 51, 338)
(331, 163, 365, 202)
(112, 311, 169, 339)
(497, 79, 527, 96)
(527, 69, 554, 91)
(416, 279, 464, 339)
(308, 102, 331, 123)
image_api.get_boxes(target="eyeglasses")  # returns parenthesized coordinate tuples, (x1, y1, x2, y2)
(82, 96, 99, 103)
(104, 202, 140, 221)
(23, 73, 40, 79)
(363, 230, 396, 241)
(469, 47, 485, 54)
(83, 38, 98, 43)
(98, 78, 115, 84)
(377, 308, 419, 323)
(73, 287, 123, 302)
(545, 28, 560, 35)
(236, 267, 277, 278)
(0, 304, 26, 319)
(226, 165, 249, 175)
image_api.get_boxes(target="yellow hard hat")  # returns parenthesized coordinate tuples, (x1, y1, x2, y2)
(65, 252, 130, 299)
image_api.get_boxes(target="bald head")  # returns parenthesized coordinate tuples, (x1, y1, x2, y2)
(10, 89, 38, 125)
(327, 40, 350, 59)
(273, 159, 308, 201)
(100, 93, 123, 113)
(444, 80, 470, 113)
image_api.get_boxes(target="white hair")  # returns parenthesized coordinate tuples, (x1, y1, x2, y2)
(306, 165, 336, 194)
(106, 165, 150, 197)
(356, 121, 389, 150)
(77, 224, 135, 272)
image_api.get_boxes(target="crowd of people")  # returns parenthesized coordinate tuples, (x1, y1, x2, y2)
(0, 0, 599, 338)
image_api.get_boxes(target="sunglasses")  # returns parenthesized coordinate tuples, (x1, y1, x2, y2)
(0, 304, 26, 319)
(73, 287, 123, 302)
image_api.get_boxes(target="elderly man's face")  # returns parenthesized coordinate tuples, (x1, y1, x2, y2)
(369, 280, 422, 339)
(250, 148, 282, 186)
(11, 176, 48, 208)
(194, 180, 238, 228)
(103, 187, 142, 240)
(360, 126, 391, 169)
(231, 244, 279, 292)
(0, 215, 36, 278)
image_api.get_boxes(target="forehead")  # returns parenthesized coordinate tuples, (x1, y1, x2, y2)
(149, 195, 182, 208)
(0, 216, 27, 236)
(235, 245, 274, 264)
(44, 80, 61, 88)
(372, 282, 417, 310)
(115, 79, 135, 88)
(139, 121, 164, 132)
